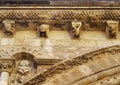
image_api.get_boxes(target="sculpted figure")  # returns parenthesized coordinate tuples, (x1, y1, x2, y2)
(88, 15, 101, 27)
(72, 19, 82, 38)
(16, 60, 31, 83)
(37, 24, 49, 38)
(2, 20, 16, 36)
(106, 20, 119, 39)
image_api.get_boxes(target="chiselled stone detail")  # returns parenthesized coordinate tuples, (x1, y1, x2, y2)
(0, 2, 120, 85)
(0, 59, 15, 73)
(23, 45, 120, 85)
(0, 8, 119, 21)
(71, 19, 82, 39)
(89, 73, 120, 85)
(16, 60, 32, 84)
(37, 24, 49, 38)
(106, 20, 119, 39)
(2, 20, 16, 36)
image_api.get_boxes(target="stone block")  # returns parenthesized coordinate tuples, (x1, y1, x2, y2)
(78, 65, 92, 75)
(112, 40, 120, 45)
(96, 40, 113, 47)
(1, 38, 14, 46)
(23, 39, 41, 46)
(81, 31, 107, 40)
(78, 39, 97, 47)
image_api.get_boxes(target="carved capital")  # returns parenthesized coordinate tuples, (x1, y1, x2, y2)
(0, 59, 15, 73)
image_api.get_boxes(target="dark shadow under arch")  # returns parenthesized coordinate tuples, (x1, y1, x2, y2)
(12, 52, 34, 61)
(11, 52, 37, 69)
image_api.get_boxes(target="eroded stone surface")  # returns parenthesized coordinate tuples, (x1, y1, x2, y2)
(0, 31, 120, 59)
(0, 6, 120, 85)
(36, 47, 120, 85)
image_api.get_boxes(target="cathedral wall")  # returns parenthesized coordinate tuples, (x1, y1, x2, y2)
(0, 30, 120, 59)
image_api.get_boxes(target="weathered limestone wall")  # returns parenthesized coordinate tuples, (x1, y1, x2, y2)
(1, 30, 120, 59)
(41, 52, 120, 85)
(23, 44, 120, 85)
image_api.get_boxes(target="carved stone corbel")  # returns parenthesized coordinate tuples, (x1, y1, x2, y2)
(2, 20, 16, 36)
(106, 20, 119, 39)
(37, 24, 49, 38)
(88, 15, 101, 27)
(71, 19, 82, 39)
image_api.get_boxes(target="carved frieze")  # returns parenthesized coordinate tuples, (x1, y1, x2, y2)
(0, 7, 119, 21)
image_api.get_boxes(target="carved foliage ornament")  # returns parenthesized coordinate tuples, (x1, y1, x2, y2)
(0, 59, 15, 73)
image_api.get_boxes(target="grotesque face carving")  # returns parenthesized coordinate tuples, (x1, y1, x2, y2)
(107, 21, 119, 30)
(37, 24, 49, 38)
(106, 20, 119, 38)
(4, 23, 12, 30)
(2, 20, 15, 35)
(18, 60, 31, 75)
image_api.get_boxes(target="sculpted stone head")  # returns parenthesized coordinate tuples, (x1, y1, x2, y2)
(18, 60, 31, 75)
(107, 20, 119, 29)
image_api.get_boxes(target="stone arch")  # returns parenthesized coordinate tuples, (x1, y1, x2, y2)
(23, 45, 120, 85)
(11, 52, 37, 69)
(0, 46, 42, 58)
(10, 52, 38, 84)
(11, 52, 35, 61)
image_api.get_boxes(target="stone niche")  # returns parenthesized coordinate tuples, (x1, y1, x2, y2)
(10, 52, 37, 85)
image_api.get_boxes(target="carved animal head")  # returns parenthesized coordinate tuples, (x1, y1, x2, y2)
(107, 20, 119, 30)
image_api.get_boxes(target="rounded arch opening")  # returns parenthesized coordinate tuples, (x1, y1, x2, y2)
(11, 52, 37, 70)
(12, 52, 35, 61)
(10, 52, 37, 84)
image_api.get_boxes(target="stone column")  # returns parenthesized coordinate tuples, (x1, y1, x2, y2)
(0, 72, 9, 85)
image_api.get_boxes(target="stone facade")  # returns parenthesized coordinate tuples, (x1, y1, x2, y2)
(0, 6, 119, 85)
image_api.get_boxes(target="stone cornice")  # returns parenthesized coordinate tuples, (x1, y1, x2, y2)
(0, 6, 120, 9)
(0, 7, 119, 21)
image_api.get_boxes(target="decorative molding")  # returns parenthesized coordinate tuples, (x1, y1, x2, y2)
(23, 45, 120, 85)
(34, 59, 62, 65)
(89, 73, 120, 85)
(0, 58, 15, 73)
(0, 8, 119, 21)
